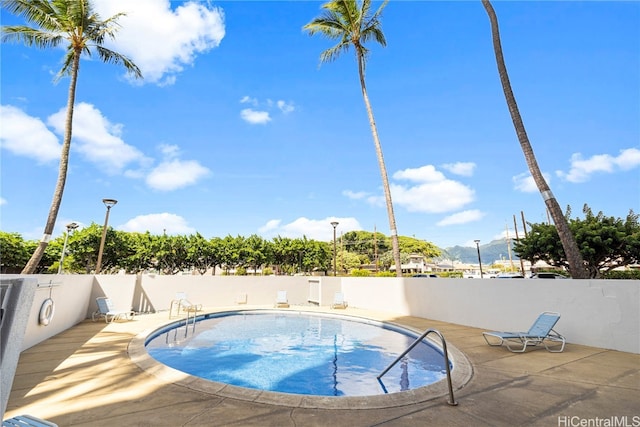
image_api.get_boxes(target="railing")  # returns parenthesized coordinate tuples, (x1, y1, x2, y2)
(168, 298, 198, 338)
(378, 328, 458, 406)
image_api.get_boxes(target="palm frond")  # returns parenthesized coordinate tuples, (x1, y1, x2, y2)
(303, 11, 346, 39)
(95, 46, 142, 79)
(361, 25, 386, 47)
(56, 49, 76, 79)
(1, 26, 63, 48)
(369, 0, 389, 23)
(304, 0, 387, 66)
(319, 42, 351, 63)
(2, 0, 141, 80)
(2, 0, 61, 32)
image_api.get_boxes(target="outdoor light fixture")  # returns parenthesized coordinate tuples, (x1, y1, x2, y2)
(474, 239, 484, 278)
(331, 221, 339, 276)
(95, 198, 118, 274)
(58, 222, 79, 274)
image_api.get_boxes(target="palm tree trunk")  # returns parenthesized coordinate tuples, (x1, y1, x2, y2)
(21, 52, 81, 274)
(356, 49, 402, 277)
(482, 0, 589, 279)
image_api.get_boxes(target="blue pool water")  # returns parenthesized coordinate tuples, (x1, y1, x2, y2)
(146, 311, 450, 397)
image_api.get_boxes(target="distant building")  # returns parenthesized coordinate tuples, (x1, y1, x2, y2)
(389, 254, 430, 274)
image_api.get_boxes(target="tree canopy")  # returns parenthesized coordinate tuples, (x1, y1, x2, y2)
(1, 227, 439, 276)
(514, 205, 639, 278)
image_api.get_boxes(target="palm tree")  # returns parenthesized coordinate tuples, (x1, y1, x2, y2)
(2, 0, 142, 274)
(304, 0, 402, 277)
(481, 0, 589, 278)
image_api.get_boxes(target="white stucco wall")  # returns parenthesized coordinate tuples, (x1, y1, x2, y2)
(341, 277, 640, 354)
(8, 274, 639, 353)
(14, 274, 94, 350)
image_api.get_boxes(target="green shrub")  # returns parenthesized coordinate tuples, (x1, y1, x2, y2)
(350, 269, 370, 277)
(262, 267, 273, 276)
(375, 271, 396, 277)
(438, 271, 462, 278)
(235, 266, 247, 276)
(602, 270, 640, 280)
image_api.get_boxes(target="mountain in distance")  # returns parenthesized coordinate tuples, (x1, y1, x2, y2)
(441, 239, 520, 265)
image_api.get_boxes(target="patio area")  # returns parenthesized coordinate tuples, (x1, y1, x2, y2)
(5, 306, 639, 426)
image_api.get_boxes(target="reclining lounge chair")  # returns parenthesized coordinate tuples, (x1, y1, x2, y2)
(482, 311, 566, 353)
(2, 414, 58, 427)
(331, 292, 348, 309)
(92, 297, 135, 323)
(275, 290, 289, 308)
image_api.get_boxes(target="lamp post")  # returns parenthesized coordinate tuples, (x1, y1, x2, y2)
(330, 221, 339, 276)
(58, 222, 78, 274)
(95, 198, 117, 274)
(474, 239, 484, 278)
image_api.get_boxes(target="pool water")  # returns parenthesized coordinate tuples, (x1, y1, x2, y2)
(146, 311, 450, 397)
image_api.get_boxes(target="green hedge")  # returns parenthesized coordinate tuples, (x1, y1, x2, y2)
(350, 269, 371, 277)
(602, 270, 640, 280)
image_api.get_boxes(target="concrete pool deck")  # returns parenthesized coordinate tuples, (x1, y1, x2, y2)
(5, 306, 639, 426)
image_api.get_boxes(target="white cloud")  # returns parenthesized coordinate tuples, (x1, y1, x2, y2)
(146, 159, 210, 191)
(393, 165, 445, 183)
(0, 105, 61, 163)
(436, 210, 485, 226)
(513, 172, 552, 193)
(0, 197, 6, 206)
(557, 148, 640, 183)
(158, 143, 180, 159)
(47, 102, 148, 173)
(3, 104, 209, 190)
(239, 97, 295, 124)
(616, 148, 640, 170)
(259, 217, 362, 241)
(93, 0, 225, 86)
(119, 213, 195, 235)
(277, 100, 295, 114)
(240, 108, 271, 125)
(240, 96, 258, 106)
(390, 165, 475, 213)
(441, 162, 476, 177)
(493, 227, 526, 241)
(342, 190, 369, 200)
(258, 219, 281, 233)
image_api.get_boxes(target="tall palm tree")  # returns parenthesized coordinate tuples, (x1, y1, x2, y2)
(304, 0, 402, 277)
(2, 0, 142, 274)
(481, 0, 589, 278)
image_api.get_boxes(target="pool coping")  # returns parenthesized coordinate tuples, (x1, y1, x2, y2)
(128, 308, 473, 410)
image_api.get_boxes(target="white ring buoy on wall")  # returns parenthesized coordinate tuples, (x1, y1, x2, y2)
(39, 298, 55, 326)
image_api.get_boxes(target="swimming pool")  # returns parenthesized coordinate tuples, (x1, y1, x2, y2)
(145, 310, 451, 397)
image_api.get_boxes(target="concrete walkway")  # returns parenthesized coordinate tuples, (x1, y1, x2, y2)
(5, 307, 639, 426)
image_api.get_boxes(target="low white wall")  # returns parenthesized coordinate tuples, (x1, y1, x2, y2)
(342, 277, 640, 354)
(9, 274, 639, 353)
(14, 274, 94, 350)
(136, 274, 312, 311)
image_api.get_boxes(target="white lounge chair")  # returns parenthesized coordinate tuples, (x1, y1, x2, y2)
(275, 290, 289, 308)
(236, 292, 247, 304)
(483, 311, 566, 352)
(92, 297, 134, 323)
(331, 292, 348, 309)
(2, 414, 58, 427)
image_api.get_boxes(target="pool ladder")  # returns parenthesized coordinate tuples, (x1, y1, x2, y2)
(377, 328, 458, 406)
(169, 298, 200, 337)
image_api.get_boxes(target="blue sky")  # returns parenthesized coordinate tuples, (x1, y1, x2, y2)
(1, 0, 639, 249)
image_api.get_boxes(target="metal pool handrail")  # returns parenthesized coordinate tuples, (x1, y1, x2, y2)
(377, 328, 458, 406)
